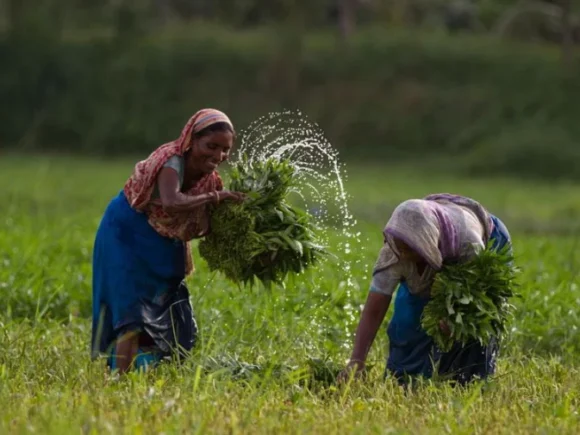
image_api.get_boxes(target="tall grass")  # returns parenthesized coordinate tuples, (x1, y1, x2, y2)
(0, 155, 579, 433)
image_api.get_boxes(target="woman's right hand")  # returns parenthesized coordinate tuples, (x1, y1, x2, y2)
(217, 191, 246, 204)
(337, 360, 366, 383)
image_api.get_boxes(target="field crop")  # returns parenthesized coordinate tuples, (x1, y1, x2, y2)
(0, 154, 578, 434)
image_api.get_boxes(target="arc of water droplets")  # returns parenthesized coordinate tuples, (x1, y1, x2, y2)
(232, 110, 366, 334)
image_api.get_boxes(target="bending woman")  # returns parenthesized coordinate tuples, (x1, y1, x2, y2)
(91, 109, 245, 373)
(341, 194, 512, 385)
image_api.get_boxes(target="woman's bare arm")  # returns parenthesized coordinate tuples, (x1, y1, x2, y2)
(339, 292, 392, 380)
(157, 167, 243, 213)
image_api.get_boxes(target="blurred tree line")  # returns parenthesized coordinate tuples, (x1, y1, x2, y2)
(1, 0, 578, 66)
(1, 0, 579, 45)
(1, 0, 579, 181)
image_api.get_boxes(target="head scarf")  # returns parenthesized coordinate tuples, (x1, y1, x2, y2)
(382, 194, 493, 271)
(123, 109, 234, 275)
(423, 193, 493, 243)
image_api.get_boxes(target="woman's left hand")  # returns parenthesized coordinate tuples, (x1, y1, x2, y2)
(218, 191, 246, 204)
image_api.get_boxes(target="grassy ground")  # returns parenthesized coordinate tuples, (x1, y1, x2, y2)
(0, 154, 579, 434)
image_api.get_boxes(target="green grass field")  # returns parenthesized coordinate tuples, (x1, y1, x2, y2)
(0, 154, 579, 434)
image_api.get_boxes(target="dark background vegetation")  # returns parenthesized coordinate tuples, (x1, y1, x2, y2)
(1, 0, 580, 180)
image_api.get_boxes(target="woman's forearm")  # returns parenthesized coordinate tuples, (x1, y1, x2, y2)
(156, 167, 219, 213)
(161, 191, 217, 213)
(349, 292, 392, 364)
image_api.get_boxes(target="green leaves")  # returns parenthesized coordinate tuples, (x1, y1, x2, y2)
(198, 157, 327, 288)
(421, 243, 520, 352)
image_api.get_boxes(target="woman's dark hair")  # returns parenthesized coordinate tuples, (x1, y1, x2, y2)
(193, 122, 236, 139)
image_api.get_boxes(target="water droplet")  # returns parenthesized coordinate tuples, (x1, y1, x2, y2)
(233, 110, 364, 322)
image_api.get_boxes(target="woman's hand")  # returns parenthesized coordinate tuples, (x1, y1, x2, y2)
(337, 360, 366, 383)
(216, 191, 246, 204)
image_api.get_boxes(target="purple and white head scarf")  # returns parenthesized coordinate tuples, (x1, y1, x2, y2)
(383, 194, 493, 270)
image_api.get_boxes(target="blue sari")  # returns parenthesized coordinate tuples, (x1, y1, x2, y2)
(91, 191, 197, 370)
(385, 215, 512, 385)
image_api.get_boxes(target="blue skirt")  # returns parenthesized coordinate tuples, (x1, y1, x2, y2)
(91, 191, 197, 369)
(386, 215, 512, 385)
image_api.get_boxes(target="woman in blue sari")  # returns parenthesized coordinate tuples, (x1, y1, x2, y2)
(91, 109, 245, 373)
(339, 194, 513, 385)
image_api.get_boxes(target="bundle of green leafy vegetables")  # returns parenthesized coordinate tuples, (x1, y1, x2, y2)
(421, 244, 520, 352)
(198, 157, 327, 288)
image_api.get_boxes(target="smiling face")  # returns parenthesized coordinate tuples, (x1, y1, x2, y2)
(186, 123, 234, 176)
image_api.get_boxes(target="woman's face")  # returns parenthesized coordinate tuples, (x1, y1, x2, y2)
(188, 130, 234, 174)
(393, 237, 423, 263)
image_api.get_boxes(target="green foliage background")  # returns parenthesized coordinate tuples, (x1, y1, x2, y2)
(1, 22, 580, 180)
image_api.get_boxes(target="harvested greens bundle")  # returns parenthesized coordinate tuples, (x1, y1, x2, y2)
(198, 157, 326, 288)
(421, 244, 519, 352)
